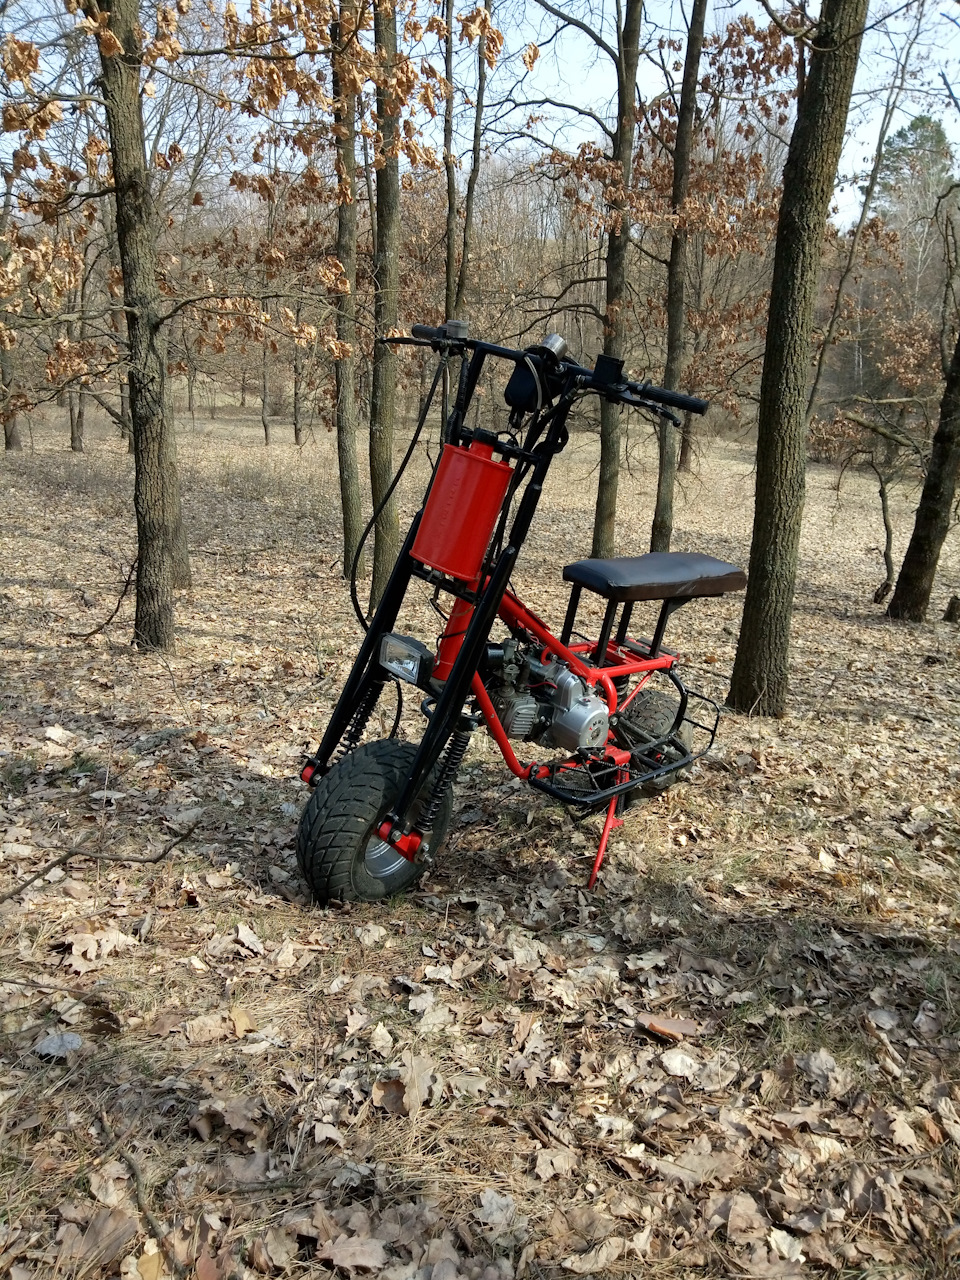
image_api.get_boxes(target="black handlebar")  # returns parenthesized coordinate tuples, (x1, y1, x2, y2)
(394, 326, 710, 416)
(628, 382, 709, 416)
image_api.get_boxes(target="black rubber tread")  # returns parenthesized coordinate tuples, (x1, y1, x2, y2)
(618, 690, 693, 795)
(296, 739, 454, 905)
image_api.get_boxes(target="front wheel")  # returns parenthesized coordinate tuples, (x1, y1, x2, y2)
(296, 739, 454, 905)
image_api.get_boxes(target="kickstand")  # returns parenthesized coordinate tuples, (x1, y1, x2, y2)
(587, 791, 624, 890)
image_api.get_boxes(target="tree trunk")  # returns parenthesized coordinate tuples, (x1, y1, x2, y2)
(292, 300, 304, 446)
(70, 392, 85, 452)
(118, 373, 133, 451)
(94, 0, 191, 650)
(1, 341, 20, 451)
(443, 0, 457, 320)
(678, 411, 695, 472)
(887, 328, 960, 621)
(651, 0, 707, 552)
(454, 0, 489, 317)
(369, 0, 401, 610)
(1, 173, 22, 453)
(69, 239, 91, 453)
(332, 2, 366, 579)
(870, 462, 895, 602)
(2, 407, 21, 451)
(728, 0, 868, 716)
(261, 340, 271, 445)
(591, 0, 642, 559)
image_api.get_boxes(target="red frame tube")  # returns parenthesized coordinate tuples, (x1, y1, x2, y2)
(460, 590, 678, 778)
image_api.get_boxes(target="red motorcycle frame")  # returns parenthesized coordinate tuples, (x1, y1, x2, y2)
(297, 323, 745, 904)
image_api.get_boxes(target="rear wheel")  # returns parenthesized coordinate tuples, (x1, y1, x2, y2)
(615, 690, 693, 795)
(297, 739, 454, 905)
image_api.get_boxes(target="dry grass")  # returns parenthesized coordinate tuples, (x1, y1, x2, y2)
(1, 404, 959, 1280)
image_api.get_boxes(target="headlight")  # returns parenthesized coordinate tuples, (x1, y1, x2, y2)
(379, 634, 434, 686)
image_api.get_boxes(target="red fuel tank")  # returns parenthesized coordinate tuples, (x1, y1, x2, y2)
(411, 442, 512, 583)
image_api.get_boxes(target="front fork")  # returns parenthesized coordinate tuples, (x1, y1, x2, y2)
(299, 517, 512, 864)
(378, 542, 518, 855)
(300, 513, 424, 785)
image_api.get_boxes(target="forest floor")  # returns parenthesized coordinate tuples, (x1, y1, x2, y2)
(1, 406, 959, 1280)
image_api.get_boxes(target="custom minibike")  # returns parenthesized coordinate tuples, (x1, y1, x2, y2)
(298, 322, 746, 903)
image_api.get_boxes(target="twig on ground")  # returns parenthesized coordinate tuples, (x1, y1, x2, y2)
(100, 1111, 186, 1279)
(0, 825, 198, 904)
(68, 558, 137, 641)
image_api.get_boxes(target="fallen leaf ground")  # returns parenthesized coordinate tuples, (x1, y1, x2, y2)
(1, 408, 959, 1280)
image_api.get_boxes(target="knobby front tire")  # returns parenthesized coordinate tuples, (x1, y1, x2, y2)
(296, 739, 454, 905)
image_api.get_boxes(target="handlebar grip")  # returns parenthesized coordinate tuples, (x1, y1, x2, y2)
(634, 381, 709, 416)
(411, 324, 447, 342)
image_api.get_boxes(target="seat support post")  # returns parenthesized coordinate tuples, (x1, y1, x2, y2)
(561, 585, 582, 646)
(650, 598, 685, 657)
(595, 598, 619, 665)
(615, 602, 634, 645)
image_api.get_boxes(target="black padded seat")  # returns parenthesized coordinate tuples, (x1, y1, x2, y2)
(563, 551, 746, 603)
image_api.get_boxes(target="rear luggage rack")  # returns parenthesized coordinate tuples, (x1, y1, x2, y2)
(528, 687, 720, 810)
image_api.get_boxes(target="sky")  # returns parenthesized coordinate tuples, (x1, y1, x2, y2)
(478, 0, 960, 228)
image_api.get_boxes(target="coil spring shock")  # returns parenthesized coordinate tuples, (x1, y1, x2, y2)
(336, 677, 384, 762)
(420, 716, 474, 829)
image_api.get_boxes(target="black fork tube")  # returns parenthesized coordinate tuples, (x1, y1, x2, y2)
(447, 349, 486, 444)
(384, 543, 518, 833)
(310, 512, 423, 771)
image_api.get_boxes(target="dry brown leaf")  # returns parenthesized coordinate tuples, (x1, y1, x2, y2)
(371, 1077, 406, 1114)
(562, 1237, 624, 1273)
(184, 1012, 230, 1044)
(234, 923, 264, 955)
(399, 1049, 439, 1118)
(249, 1225, 298, 1272)
(56, 1208, 137, 1270)
(135, 1240, 165, 1280)
(229, 1007, 257, 1037)
(660, 1046, 700, 1079)
(535, 1147, 578, 1181)
(316, 1233, 387, 1271)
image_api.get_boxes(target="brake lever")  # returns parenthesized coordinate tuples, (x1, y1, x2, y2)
(617, 388, 682, 427)
(378, 335, 442, 349)
(654, 405, 682, 428)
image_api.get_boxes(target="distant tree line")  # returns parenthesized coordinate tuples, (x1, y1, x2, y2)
(1, 0, 957, 711)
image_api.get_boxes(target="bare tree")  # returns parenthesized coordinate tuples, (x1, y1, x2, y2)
(332, 0, 366, 579)
(93, 0, 192, 649)
(729, 0, 869, 716)
(650, 0, 708, 552)
(369, 0, 402, 610)
(887, 313, 960, 621)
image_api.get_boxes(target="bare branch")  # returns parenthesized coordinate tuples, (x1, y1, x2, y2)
(531, 0, 619, 65)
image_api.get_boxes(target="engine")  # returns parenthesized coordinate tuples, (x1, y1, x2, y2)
(485, 639, 610, 753)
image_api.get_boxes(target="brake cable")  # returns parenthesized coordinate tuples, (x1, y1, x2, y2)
(349, 352, 449, 632)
